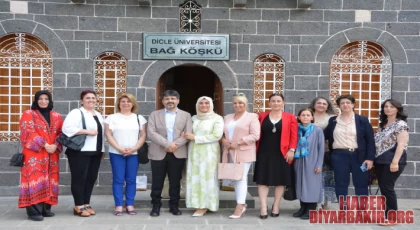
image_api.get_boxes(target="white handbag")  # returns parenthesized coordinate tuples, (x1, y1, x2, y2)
(218, 149, 244, 180)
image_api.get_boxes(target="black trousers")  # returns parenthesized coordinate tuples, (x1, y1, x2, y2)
(375, 163, 405, 218)
(150, 152, 185, 207)
(66, 149, 102, 206)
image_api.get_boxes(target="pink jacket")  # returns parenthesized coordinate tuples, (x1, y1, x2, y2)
(223, 112, 261, 163)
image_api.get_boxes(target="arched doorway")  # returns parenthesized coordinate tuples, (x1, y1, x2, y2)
(156, 64, 223, 115)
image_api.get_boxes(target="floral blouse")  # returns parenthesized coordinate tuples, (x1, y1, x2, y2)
(374, 120, 409, 164)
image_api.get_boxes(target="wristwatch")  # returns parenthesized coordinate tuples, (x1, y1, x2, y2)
(289, 148, 296, 152)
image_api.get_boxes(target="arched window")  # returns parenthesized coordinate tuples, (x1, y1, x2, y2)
(330, 41, 392, 129)
(94, 52, 127, 117)
(253, 54, 285, 113)
(179, 0, 201, 33)
(0, 33, 52, 141)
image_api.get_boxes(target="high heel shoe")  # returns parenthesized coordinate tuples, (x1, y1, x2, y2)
(270, 205, 279, 217)
(260, 206, 268, 219)
(229, 204, 247, 219)
(73, 207, 90, 217)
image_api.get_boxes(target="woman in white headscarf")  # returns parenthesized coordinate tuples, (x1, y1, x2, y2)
(182, 96, 224, 217)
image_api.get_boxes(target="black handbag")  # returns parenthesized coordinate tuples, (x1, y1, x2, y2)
(323, 151, 332, 168)
(136, 115, 149, 164)
(9, 145, 23, 167)
(57, 110, 87, 151)
(283, 161, 297, 201)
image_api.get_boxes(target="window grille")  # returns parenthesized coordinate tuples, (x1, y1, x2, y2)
(180, 1, 201, 33)
(0, 33, 52, 141)
(253, 54, 285, 113)
(330, 41, 392, 129)
(94, 52, 127, 117)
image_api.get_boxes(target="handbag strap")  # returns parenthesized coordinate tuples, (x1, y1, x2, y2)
(136, 115, 140, 139)
(79, 109, 86, 129)
(223, 149, 238, 164)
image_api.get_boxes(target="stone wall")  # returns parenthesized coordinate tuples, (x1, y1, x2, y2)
(0, 0, 419, 198)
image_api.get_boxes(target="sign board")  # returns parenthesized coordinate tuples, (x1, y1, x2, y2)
(142, 33, 229, 60)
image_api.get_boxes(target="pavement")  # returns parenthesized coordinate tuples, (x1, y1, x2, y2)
(0, 194, 419, 230)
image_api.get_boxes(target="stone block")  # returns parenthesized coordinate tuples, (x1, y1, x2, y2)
(152, 6, 178, 19)
(243, 35, 274, 44)
(371, 11, 398, 22)
(295, 76, 319, 90)
(402, 162, 415, 175)
(398, 36, 420, 49)
(89, 41, 132, 60)
(391, 92, 405, 104)
(399, 11, 420, 22)
(316, 32, 347, 62)
(416, 120, 420, 133)
(230, 43, 237, 60)
(54, 30, 74, 41)
(126, 6, 151, 18)
(394, 64, 420, 76)
(45, 3, 94, 16)
(284, 90, 317, 103)
(75, 31, 102, 40)
(386, 23, 420, 35)
(201, 20, 217, 33)
(227, 61, 253, 74)
(392, 76, 410, 91)
(363, 22, 386, 30)
(261, 10, 289, 21)
(279, 22, 328, 35)
(256, 0, 296, 8)
(98, 160, 112, 172)
(53, 59, 92, 73)
(201, 8, 229, 20)
(33, 24, 67, 59)
(324, 10, 355, 22)
(231, 9, 261, 20)
(299, 45, 320, 62)
(67, 74, 81, 87)
(145, 88, 155, 101)
(405, 105, 420, 119)
(285, 62, 320, 76)
(231, 35, 242, 43)
(249, 44, 290, 62)
(54, 101, 70, 115)
(0, 158, 19, 172)
(209, 0, 232, 7)
(64, 41, 86, 58)
(291, 45, 298, 62)
(137, 101, 156, 116)
(0, 142, 20, 158)
(2, 19, 36, 34)
(290, 10, 323, 21)
(0, 173, 20, 186)
(127, 76, 139, 88)
(237, 43, 249, 61)
(35, 15, 78, 30)
(14, 14, 34, 21)
(376, 32, 407, 64)
(28, 2, 44, 14)
(0, 2, 10, 12)
(407, 118, 415, 133)
(131, 42, 140, 60)
(385, 0, 401, 10)
(275, 36, 300, 44)
(59, 158, 67, 172)
(329, 22, 362, 35)
(318, 75, 329, 90)
(173, 0, 208, 6)
(95, 5, 125, 17)
(257, 21, 278, 35)
(119, 18, 165, 32)
(343, 0, 383, 10)
(70, 101, 80, 110)
(218, 20, 256, 34)
(79, 17, 118, 31)
(53, 73, 66, 87)
(127, 32, 142, 42)
(320, 62, 330, 75)
(53, 87, 86, 100)
(301, 35, 328, 45)
(99, 0, 138, 4)
(166, 19, 178, 33)
(406, 92, 420, 104)
(345, 27, 382, 42)
(236, 74, 253, 89)
(284, 75, 294, 90)
(103, 32, 126, 41)
(409, 77, 420, 91)
(311, 0, 342, 9)
(401, 0, 420, 10)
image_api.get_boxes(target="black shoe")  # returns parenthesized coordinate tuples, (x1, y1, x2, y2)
(293, 201, 306, 218)
(301, 210, 310, 219)
(150, 203, 161, 217)
(26, 204, 44, 221)
(42, 203, 55, 217)
(28, 214, 44, 221)
(169, 207, 182, 215)
(301, 202, 316, 220)
(260, 206, 268, 219)
(270, 205, 279, 217)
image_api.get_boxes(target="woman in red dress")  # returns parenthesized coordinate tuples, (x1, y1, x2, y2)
(19, 90, 63, 221)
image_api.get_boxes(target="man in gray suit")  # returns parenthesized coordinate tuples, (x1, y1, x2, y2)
(147, 90, 192, 217)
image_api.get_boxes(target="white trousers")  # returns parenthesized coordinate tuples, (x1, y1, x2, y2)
(234, 162, 252, 204)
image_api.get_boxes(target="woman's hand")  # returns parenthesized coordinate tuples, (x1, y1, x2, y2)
(390, 162, 399, 172)
(182, 132, 195, 140)
(315, 168, 322, 174)
(285, 150, 294, 163)
(363, 160, 373, 170)
(44, 143, 57, 154)
(123, 147, 137, 156)
(86, 129, 98, 136)
(230, 142, 239, 149)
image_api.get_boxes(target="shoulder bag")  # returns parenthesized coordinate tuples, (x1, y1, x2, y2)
(218, 149, 244, 180)
(137, 115, 149, 164)
(57, 110, 87, 151)
(9, 145, 23, 167)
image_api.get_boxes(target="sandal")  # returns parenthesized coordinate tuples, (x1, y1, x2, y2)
(73, 207, 90, 217)
(114, 210, 123, 216)
(126, 207, 137, 215)
(84, 205, 96, 215)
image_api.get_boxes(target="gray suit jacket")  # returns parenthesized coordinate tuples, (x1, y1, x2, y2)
(147, 108, 192, 160)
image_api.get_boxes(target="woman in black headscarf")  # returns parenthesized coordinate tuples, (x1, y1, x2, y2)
(19, 90, 63, 221)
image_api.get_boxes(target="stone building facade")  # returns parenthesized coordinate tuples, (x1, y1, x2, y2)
(0, 0, 419, 198)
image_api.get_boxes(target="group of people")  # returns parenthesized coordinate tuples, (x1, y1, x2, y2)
(18, 89, 409, 226)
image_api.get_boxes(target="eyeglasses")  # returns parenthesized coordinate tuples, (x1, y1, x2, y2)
(234, 93, 246, 97)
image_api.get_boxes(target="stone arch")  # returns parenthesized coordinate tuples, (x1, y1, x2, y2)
(316, 27, 407, 64)
(0, 19, 67, 58)
(140, 60, 237, 89)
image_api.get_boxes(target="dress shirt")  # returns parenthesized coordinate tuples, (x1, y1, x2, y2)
(333, 114, 358, 149)
(165, 108, 177, 142)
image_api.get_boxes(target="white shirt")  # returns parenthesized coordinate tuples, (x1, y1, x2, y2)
(62, 107, 105, 152)
(105, 113, 147, 155)
(165, 108, 177, 142)
(227, 119, 238, 141)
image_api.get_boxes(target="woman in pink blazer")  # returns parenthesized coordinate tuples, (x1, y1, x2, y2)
(220, 93, 260, 219)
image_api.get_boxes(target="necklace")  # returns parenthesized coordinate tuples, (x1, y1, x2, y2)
(271, 119, 280, 133)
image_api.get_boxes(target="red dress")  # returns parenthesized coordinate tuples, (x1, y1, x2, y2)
(18, 110, 63, 208)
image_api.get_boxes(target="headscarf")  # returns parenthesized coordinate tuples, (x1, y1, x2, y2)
(294, 123, 314, 158)
(195, 96, 217, 120)
(31, 90, 53, 125)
